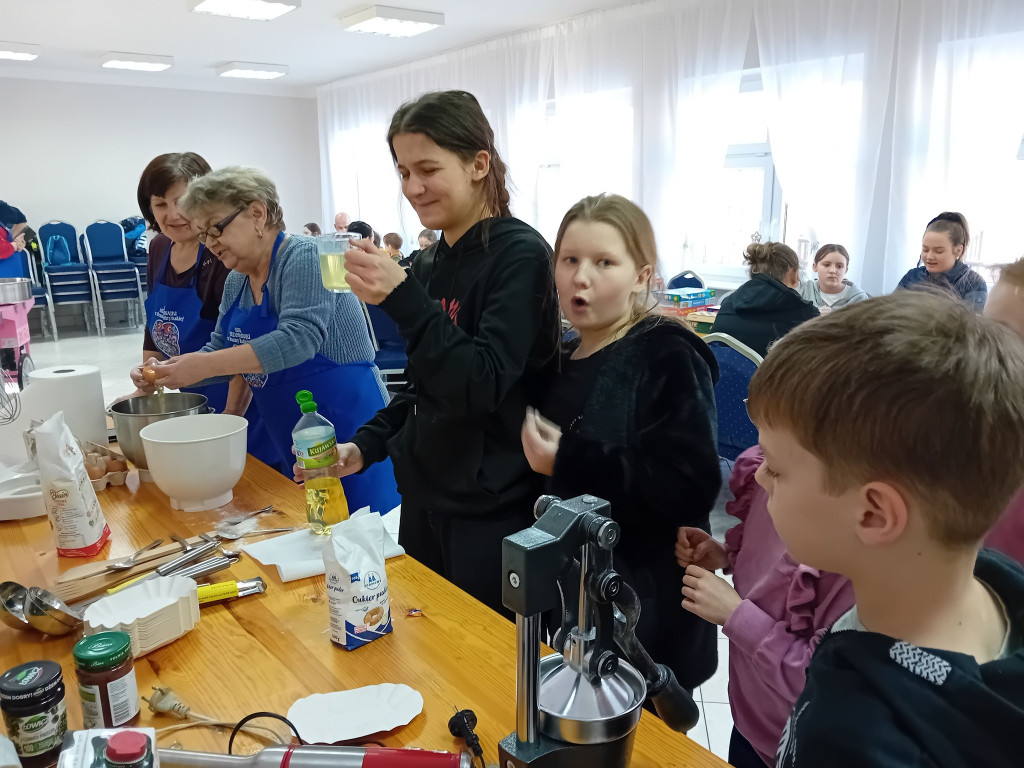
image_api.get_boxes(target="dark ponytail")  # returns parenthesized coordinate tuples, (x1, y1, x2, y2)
(387, 91, 511, 219)
(925, 212, 970, 259)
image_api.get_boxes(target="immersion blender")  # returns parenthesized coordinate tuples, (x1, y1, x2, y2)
(159, 745, 473, 768)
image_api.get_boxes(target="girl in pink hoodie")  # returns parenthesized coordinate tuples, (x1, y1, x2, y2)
(677, 447, 854, 767)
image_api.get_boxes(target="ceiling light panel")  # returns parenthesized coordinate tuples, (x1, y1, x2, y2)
(191, 0, 300, 21)
(0, 42, 40, 61)
(101, 52, 174, 71)
(217, 61, 289, 79)
(340, 5, 444, 38)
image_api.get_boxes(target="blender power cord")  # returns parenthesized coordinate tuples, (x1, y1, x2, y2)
(448, 707, 485, 768)
(144, 687, 286, 745)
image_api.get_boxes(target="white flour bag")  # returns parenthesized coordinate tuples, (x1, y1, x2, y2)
(36, 411, 111, 557)
(323, 513, 392, 649)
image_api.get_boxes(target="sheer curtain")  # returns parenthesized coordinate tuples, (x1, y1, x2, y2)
(753, 0, 898, 285)
(880, 0, 1024, 292)
(317, 0, 1024, 292)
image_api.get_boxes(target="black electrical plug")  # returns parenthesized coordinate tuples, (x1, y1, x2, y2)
(448, 707, 483, 765)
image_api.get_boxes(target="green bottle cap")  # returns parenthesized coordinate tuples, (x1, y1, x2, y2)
(73, 631, 132, 671)
(296, 390, 313, 405)
(300, 400, 318, 413)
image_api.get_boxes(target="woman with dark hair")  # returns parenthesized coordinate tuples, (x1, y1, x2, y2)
(799, 244, 869, 314)
(323, 90, 560, 613)
(896, 212, 987, 312)
(302, 222, 321, 236)
(712, 241, 819, 357)
(129, 152, 237, 412)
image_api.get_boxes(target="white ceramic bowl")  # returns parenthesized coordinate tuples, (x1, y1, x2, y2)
(139, 414, 248, 512)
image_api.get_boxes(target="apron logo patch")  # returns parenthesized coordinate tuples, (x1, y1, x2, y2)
(243, 373, 268, 389)
(153, 320, 181, 358)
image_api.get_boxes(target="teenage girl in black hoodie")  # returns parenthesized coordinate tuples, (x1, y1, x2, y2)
(335, 91, 560, 614)
(521, 194, 721, 691)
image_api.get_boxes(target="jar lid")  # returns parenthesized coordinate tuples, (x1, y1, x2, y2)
(0, 661, 63, 703)
(73, 632, 132, 671)
(105, 731, 149, 765)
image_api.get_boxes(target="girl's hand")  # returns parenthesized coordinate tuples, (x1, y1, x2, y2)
(292, 442, 364, 483)
(343, 238, 408, 305)
(148, 353, 214, 390)
(129, 357, 163, 393)
(676, 527, 729, 571)
(521, 407, 560, 476)
(681, 565, 742, 626)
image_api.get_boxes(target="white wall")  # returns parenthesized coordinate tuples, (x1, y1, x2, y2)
(4, 77, 321, 234)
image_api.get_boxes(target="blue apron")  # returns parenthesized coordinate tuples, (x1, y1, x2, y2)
(223, 233, 400, 515)
(145, 242, 229, 413)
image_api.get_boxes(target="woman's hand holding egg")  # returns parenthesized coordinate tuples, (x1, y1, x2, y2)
(146, 352, 214, 390)
(129, 357, 164, 394)
(343, 238, 408, 305)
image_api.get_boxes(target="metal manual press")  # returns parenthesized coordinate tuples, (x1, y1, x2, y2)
(499, 494, 700, 768)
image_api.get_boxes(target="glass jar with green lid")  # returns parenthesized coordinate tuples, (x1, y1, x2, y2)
(73, 632, 140, 728)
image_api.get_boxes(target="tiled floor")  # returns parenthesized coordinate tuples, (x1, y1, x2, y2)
(27, 327, 743, 765)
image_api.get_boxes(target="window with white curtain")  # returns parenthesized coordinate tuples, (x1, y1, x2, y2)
(915, 30, 1024, 281)
(512, 89, 634, 245)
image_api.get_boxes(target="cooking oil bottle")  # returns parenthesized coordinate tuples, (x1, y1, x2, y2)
(292, 390, 349, 534)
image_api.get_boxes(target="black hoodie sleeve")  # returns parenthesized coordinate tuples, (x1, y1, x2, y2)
(349, 381, 414, 468)
(551, 332, 721, 530)
(377, 245, 553, 418)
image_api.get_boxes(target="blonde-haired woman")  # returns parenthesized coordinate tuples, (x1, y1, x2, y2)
(134, 166, 398, 514)
(521, 193, 721, 694)
(711, 241, 819, 356)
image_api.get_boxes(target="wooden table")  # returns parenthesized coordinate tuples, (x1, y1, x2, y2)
(1, 458, 731, 767)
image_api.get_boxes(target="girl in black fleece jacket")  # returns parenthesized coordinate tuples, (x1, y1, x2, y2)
(338, 91, 560, 615)
(521, 194, 721, 690)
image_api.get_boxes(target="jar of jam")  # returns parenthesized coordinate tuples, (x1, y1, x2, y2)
(0, 661, 67, 768)
(73, 632, 140, 728)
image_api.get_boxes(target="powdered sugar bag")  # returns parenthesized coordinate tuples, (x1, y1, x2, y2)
(323, 512, 392, 649)
(36, 411, 111, 557)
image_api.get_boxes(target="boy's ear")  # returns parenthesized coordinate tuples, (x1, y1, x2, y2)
(855, 481, 909, 547)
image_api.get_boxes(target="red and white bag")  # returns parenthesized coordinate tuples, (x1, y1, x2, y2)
(36, 411, 111, 557)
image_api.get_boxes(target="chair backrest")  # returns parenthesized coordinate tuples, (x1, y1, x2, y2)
(702, 332, 763, 461)
(85, 220, 129, 263)
(364, 303, 406, 350)
(0, 250, 32, 280)
(667, 269, 706, 290)
(38, 221, 81, 264)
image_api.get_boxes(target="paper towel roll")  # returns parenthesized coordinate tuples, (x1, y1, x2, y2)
(24, 365, 107, 446)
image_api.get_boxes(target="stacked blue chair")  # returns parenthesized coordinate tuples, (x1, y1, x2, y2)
(701, 332, 763, 462)
(84, 220, 145, 335)
(38, 220, 99, 335)
(361, 302, 407, 387)
(667, 269, 706, 290)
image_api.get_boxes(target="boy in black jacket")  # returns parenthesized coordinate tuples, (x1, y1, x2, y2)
(745, 291, 1024, 768)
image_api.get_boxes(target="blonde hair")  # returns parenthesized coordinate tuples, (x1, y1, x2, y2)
(744, 241, 799, 282)
(998, 257, 1024, 288)
(748, 290, 1024, 548)
(179, 166, 285, 230)
(553, 194, 660, 333)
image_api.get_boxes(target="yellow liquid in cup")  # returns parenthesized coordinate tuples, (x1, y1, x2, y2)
(319, 251, 351, 293)
(305, 475, 350, 535)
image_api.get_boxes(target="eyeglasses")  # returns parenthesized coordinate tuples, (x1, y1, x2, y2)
(197, 205, 247, 244)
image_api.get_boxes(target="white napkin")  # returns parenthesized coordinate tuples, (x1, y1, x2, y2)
(243, 506, 403, 583)
(287, 684, 424, 743)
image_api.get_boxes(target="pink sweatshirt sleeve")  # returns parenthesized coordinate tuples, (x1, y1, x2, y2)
(723, 447, 764, 573)
(724, 567, 854, 704)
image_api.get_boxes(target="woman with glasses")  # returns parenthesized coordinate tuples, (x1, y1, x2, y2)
(135, 166, 399, 514)
(128, 153, 240, 414)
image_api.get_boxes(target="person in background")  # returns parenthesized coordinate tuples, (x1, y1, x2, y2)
(139, 166, 399, 515)
(0, 220, 27, 279)
(712, 241, 818, 357)
(399, 228, 437, 268)
(523, 193, 721, 692)
(334, 211, 350, 232)
(677, 447, 854, 767)
(327, 90, 560, 615)
(897, 211, 987, 312)
(302, 222, 321, 237)
(347, 220, 374, 241)
(0, 201, 26, 238)
(798, 244, 869, 314)
(383, 233, 403, 261)
(748, 292, 1024, 768)
(126, 152, 239, 413)
(982, 257, 1024, 566)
